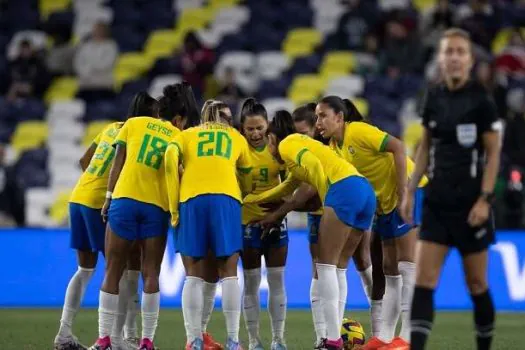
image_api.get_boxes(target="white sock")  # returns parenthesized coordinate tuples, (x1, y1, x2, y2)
(202, 281, 217, 333)
(57, 267, 94, 340)
(124, 270, 140, 339)
(222, 276, 241, 342)
(182, 276, 204, 343)
(310, 278, 326, 341)
(378, 275, 402, 342)
(141, 292, 160, 341)
(399, 261, 416, 342)
(111, 274, 128, 345)
(358, 265, 373, 303)
(243, 268, 261, 343)
(98, 291, 119, 338)
(371, 300, 383, 337)
(267, 267, 287, 342)
(336, 268, 347, 324)
(316, 263, 340, 340)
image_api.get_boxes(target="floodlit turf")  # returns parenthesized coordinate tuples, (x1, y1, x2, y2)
(0, 309, 521, 349)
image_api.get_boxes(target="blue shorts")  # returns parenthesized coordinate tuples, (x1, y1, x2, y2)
(324, 176, 376, 231)
(307, 213, 321, 244)
(177, 194, 242, 258)
(108, 198, 169, 241)
(375, 188, 424, 240)
(69, 203, 106, 252)
(243, 219, 288, 249)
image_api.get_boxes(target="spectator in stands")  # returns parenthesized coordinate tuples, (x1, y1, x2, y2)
(46, 32, 75, 75)
(455, 0, 498, 52)
(333, 0, 380, 50)
(495, 28, 525, 76)
(421, 0, 454, 50)
(7, 39, 50, 101)
(179, 31, 214, 100)
(356, 33, 380, 75)
(380, 19, 424, 74)
(217, 67, 246, 107)
(74, 21, 118, 102)
(0, 145, 25, 227)
(475, 60, 509, 119)
(502, 90, 525, 174)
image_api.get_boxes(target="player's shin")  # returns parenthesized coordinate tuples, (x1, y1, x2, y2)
(243, 268, 262, 344)
(111, 274, 129, 346)
(410, 286, 434, 350)
(182, 276, 204, 343)
(98, 291, 119, 340)
(310, 278, 326, 342)
(267, 267, 287, 343)
(202, 281, 218, 333)
(472, 290, 495, 350)
(336, 268, 347, 324)
(141, 291, 160, 342)
(222, 276, 242, 342)
(124, 270, 140, 340)
(378, 275, 402, 342)
(316, 263, 340, 341)
(399, 261, 416, 342)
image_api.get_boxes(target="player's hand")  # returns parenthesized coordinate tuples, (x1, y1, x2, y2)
(468, 198, 490, 227)
(257, 212, 281, 227)
(101, 199, 111, 223)
(259, 200, 285, 212)
(399, 191, 414, 225)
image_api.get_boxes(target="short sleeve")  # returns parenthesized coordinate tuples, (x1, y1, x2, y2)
(114, 121, 129, 147)
(351, 122, 389, 153)
(478, 95, 501, 134)
(237, 135, 252, 173)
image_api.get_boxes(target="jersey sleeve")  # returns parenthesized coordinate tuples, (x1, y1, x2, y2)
(478, 95, 501, 134)
(352, 122, 389, 153)
(164, 136, 182, 227)
(243, 173, 301, 204)
(114, 121, 130, 147)
(236, 135, 253, 196)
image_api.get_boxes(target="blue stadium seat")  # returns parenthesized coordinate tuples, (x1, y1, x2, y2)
(257, 78, 291, 100)
(280, 2, 313, 29)
(287, 54, 322, 77)
(120, 78, 150, 97)
(148, 57, 181, 79)
(17, 99, 47, 122)
(112, 25, 146, 53)
(84, 100, 119, 122)
(217, 32, 249, 55)
(139, 3, 175, 32)
(248, 24, 285, 52)
(18, 147, 49, 170)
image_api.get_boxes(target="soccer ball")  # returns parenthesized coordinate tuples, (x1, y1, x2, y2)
(341, 318, 366, 349)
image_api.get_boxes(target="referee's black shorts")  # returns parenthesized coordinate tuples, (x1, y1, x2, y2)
(420, 198, 495, 256)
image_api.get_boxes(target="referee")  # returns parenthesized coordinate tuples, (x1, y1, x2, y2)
(400, 28, 501, 350)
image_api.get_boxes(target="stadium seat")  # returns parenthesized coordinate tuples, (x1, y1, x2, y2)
(44, 77, 79, 104)
(257, 52, 290, 81)
(379, 0, 410, 11)
(353, 97, 369, 118)
(49, 190, 71, 225)
(215, 51, 258, 93)
(144, 29, 183, 62)
(82, 120, 113, 146)
(11, 121, 49, 153)
(492, 28, 525, 54)
(7, 30, 48, 60)
(39, 0, 71, 20)
(47, 100, 86, 121)
(114, 52, 154, 89)
(213, 6, 250, 27)
(49, 121, 83, 141)
(174, 0, 206, 12)
(262, 98, 295, 120)
(282, 28, 323, 59)
(149, 74, 182, 98)
(320, 51, 357, 79)
(73, 6, 113, 40)
(209, 0, 241, 11)
(412, 0, 435, 12)
(313, 4, 344, 35)
(26, 188, 55, 227)
(325, 75, 365, 98)
(51, 166, 82, 189)
(288, 74, 327, 105)
(176, 7, 215, 34)
(403, 119, 423, 157)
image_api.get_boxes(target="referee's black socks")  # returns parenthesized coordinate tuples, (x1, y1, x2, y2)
(472, 289, 495, 350)
(410, 286, 434, 350)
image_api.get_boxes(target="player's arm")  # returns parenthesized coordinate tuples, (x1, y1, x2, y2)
(244, 173, 301, 204)
(407, 128, 429, 194)
(383, 136, 408, 203)
(260, 182, 318, 222)
(289, 146, 328, 202)
(479, 98, 503, 198)
(165, 142, 181, 227)
(79, 142, 97, 171)
(237, 137, 254, 197)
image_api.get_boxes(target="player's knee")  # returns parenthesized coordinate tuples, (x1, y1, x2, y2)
(382, 256, 399, 275)
(352, 253, 370, 271)
(465, 275, 488, 295)
(141, 272, 159, 293)
(415, 267, 439, 288)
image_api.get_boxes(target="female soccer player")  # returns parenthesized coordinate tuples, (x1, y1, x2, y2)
(90, 83, 199, 350)
(401, 29, 500, 350)
(239, 98, 288, 350)
(165, 101, 252, 350)
(54, 92, 156, 350)
(245, 111, 376, 350)
(315, 96, 425, 350)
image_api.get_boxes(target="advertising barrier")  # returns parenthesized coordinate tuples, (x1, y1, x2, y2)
(1, 229, 524, 310)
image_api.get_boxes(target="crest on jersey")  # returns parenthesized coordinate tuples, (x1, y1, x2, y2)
(348, 146, 356, 155)
(456, 123, 477, 147)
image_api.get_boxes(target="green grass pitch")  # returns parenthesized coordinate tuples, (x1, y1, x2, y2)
(0, 309, 521, 349)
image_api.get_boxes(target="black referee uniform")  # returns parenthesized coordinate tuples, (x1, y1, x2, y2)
(419, 80, 500, 254)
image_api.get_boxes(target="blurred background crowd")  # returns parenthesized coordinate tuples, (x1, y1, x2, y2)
(0, 0, 523, 229)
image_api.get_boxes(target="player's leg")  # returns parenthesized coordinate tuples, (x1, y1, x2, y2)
(123, 242, 141, 345)
(241, 225, 264, 349)
(396, 228, 417, 343)
(352, 230, 374, 303)
(308, 214, 326, 346)
(263, 223, 289, 350)
(55, 204, 98, 349)
(370, 231, 385, 337)
(201, 251, 223, 350)
(336, 237, 354, 327)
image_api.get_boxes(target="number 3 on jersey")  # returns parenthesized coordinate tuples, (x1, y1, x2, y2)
(137, 133, 168, 170)
(197, 131, 232, 159)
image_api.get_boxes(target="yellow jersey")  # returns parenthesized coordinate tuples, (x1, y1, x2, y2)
(242, 145, 285, 225)
(167, 122, 252, 205)
(70, 122, 123, 209)
(112, 117, 180, 211)
(329, 122, 427, 214)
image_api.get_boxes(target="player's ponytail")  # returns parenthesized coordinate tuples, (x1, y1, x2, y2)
(292, 102, 317, 127)
(201, 101, 222, 123)
(342, 98, 364, 122)
(240, 97, 268, 125)
(158, 81, 200, 129)
(179, 81, 200, 127)
(127, 92, 158, 118)
(268, 109, 295, 141)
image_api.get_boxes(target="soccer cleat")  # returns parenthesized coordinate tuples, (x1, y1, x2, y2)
(361, 337, 388, 350)
(225, 338, 243, 350)
(203, 332, 224, 350)
(248, 342, 264, 350)
(54, 335, 88, 350)
(270, 341, 287, 350)
(313, 339, 325, 349)
(378, 337, 409, 350)
(139, 338, 156, 350)
(322, 338, 343, 350)
(89, 337, 112, 350)
(186, 338, 204, 350)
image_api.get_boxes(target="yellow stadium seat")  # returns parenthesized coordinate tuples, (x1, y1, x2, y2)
(50, 190, 72, 225)
(82, 120, 114, 146)
(403, 120, 423, 157)
(176, 7, 216, 33)
(144, 29, 184, 61)
(282, 28, 323, 59)
(11, 121, 49, 153)
(492, 27, 525, 54)
(114, 52, 154, 89)
(209, 0, 240, 10)
(288, 74, 327, 105)
(39, 0, 71, 19)
(320, 51, 356, 78)
(353, 97, 369, 118)
(412, 0, 434, 11)
(44, 76, 79, 104)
